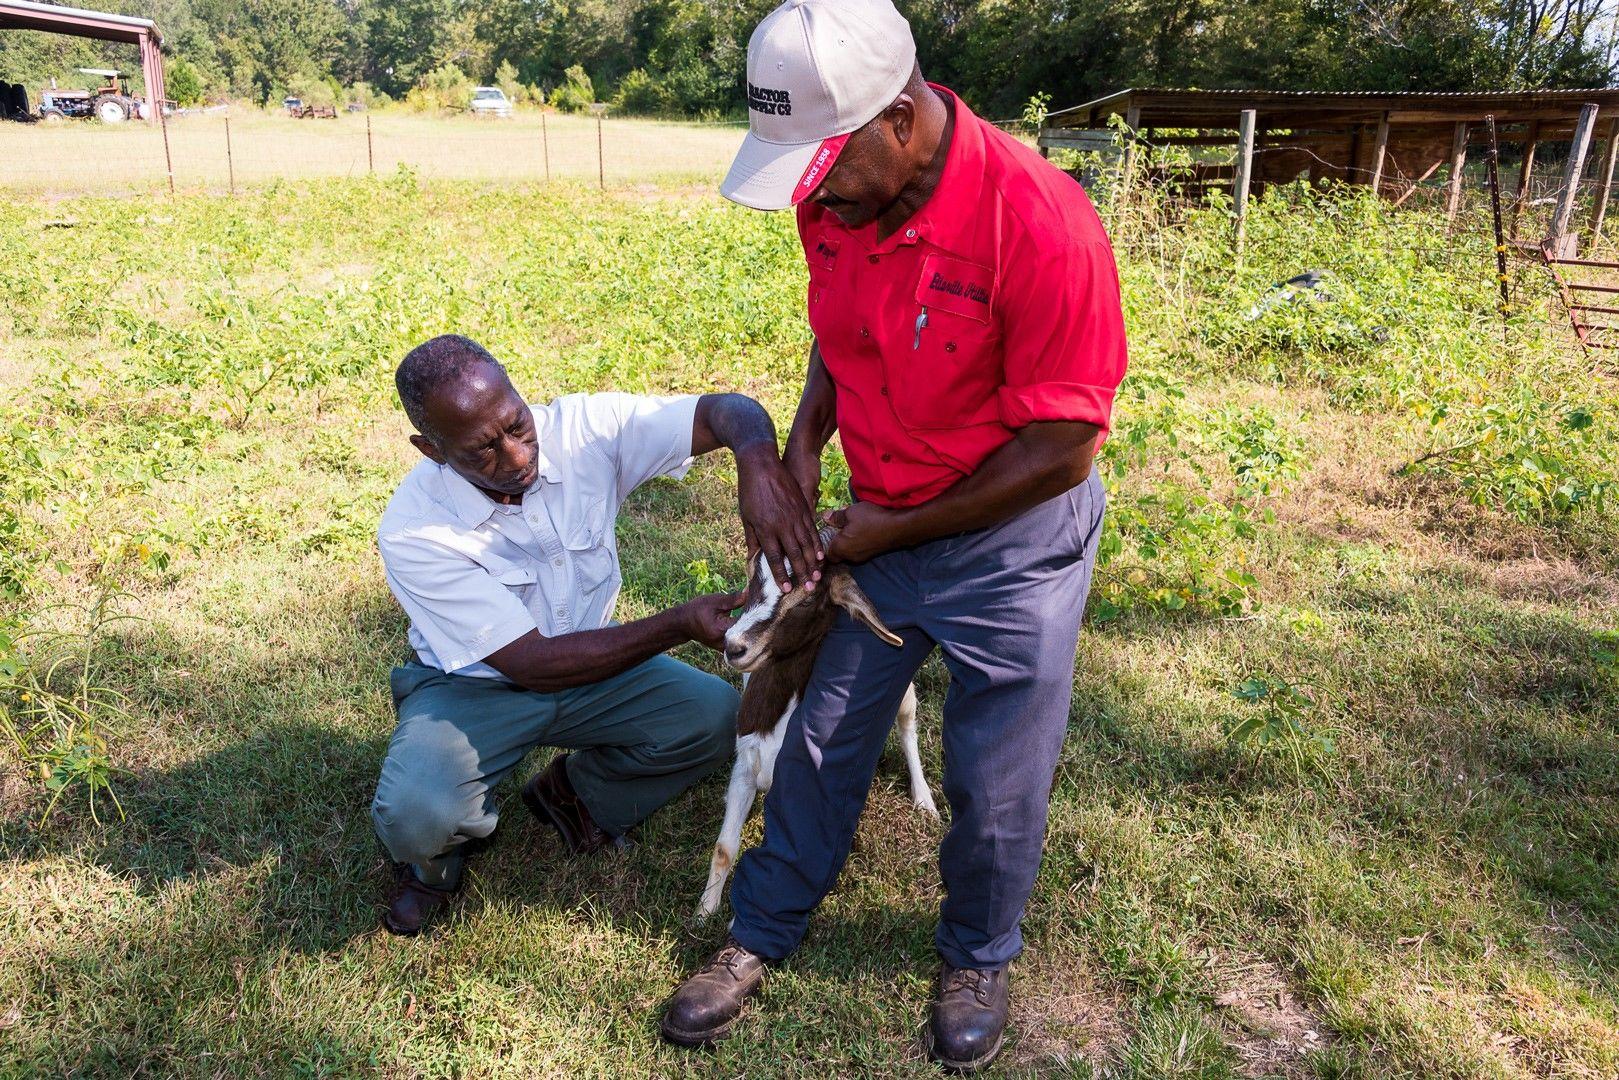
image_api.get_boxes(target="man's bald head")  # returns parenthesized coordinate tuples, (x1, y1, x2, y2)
(396, 334, 509, 443)
(395, 335, 540, 500)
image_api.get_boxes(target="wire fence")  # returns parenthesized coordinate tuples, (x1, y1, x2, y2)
(0, 108, 750, 196)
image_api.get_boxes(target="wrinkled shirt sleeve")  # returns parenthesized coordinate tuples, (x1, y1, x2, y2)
(378, 531, 537, 672)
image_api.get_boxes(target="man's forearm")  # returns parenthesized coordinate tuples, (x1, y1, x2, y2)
(783, 343, 837, 466)
(891, 423, 1099, 547)
(484, 610, 691, 694)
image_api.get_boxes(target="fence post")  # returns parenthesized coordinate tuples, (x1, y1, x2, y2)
(367, 113, 374, 175)
(225, 113, 235, 195)
(591, 104, 607, 190)
(1233, 109, 1256, 265)
(1485, 115, 1511, 338)
(158, 98, 175, 196)
(541, 110, 551, 180)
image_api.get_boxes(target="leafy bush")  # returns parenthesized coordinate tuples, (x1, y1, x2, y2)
(405, 63, 474, 112)
(165, 56, 206, 106)
(549, 65, 595, 113)
(613, 68, 670, 116)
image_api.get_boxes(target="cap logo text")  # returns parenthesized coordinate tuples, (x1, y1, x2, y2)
(748, 82, 792, 116)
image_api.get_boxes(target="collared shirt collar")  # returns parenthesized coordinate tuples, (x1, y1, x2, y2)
(859, 84, 987, 259)
(441, 402, 562, 528)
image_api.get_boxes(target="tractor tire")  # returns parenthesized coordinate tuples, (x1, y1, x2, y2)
(3, 82, 25, 119)
(40, 108, 66, 123)
(96, 97, 129, 123)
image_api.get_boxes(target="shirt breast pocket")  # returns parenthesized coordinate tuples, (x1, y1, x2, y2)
(891, 255, 1002, 430)
(564, 499, 617, 602)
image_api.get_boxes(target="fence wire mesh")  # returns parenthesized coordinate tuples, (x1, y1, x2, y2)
(0, 109, 748, 195)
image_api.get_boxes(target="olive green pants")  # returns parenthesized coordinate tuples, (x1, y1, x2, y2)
(372, 655, 738, 888)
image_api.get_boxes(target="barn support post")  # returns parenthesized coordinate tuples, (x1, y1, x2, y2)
(1547, 103, 1599, 258)
(1113, 104, 1141, 211)
(1511, 120, 1540, 237)
(1445, 121, 1469, 222)
(1369, 112, 1390, 193)
(1588, 117, 1619, 243)
(1233, 109, 1256, 264)
(137, 31, 159, 124)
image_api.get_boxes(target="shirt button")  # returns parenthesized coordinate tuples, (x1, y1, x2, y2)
(904, 228, 917, 239)
(881, 453, 892, 462)
(860, 326, 870, 338)
(555, 606, 567, 616)
(880, 385, 889, 396)
(945, 342, 957, 353)
(867, 254, 878, 264)
(552, 557, 563, 567)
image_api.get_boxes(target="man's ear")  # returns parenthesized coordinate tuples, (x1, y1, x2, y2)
(887, 94, 916, 148)
(827, 568, 903, 647)
(409, 433, 446, 464)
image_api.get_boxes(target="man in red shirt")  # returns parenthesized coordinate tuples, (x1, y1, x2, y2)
(661, 0, 1128, 1069)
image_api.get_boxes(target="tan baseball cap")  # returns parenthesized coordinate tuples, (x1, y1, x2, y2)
(720, 0, 917, 211)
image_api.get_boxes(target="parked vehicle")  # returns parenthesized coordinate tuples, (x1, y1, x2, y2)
(2, 82, 35, 122)
(38, 69, 142, 123)
(468, 86, 512, 118)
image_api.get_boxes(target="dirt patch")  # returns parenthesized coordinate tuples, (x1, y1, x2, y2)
(1210, 954, 1335, 1078)
(1003, 951, 1130, 1070)
(1478, 556, 1619, 609)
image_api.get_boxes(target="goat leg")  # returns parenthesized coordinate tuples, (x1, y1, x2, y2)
(696, 744, 761, 920)
(896, 683, 939, 820)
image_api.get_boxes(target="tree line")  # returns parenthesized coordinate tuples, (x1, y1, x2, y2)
(2, 0, 1615, 119)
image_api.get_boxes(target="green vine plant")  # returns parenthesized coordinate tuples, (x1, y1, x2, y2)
(0, 537, 162, 825)
(1224, 673, 1337, 782)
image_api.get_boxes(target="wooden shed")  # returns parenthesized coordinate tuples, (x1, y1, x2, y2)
(1040, 88, 1619, 256)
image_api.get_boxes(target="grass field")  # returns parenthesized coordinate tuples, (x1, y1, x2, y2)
(0, 173, 1616, 1078)
(0, 109, 745, 195)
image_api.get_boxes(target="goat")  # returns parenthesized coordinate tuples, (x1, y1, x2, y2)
(696, 532, 938, 920)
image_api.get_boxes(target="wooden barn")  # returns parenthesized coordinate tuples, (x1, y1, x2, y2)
(1039, 88, 1619, 256)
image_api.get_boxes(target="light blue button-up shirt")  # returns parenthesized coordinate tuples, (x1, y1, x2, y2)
(377, 392, 698, 678)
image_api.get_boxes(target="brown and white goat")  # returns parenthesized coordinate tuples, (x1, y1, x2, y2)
(696, 534, 938, 920)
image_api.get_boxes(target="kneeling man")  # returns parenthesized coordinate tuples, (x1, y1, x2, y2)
(372, 334, 818, 934)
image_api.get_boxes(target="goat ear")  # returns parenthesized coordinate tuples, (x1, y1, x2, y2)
(827, 569, 903, 647)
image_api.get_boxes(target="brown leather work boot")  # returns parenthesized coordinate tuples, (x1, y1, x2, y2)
(659, 937, 768, 1046)
(521, 753, 613, 856)
(382, 863, 458, 936)
(925, 964, 1010, 1072)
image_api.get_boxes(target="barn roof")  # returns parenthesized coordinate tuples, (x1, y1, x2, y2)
(0, 0, 161, 46)
(1048, 87, 1619, 130)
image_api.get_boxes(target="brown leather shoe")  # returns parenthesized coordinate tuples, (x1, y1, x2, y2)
(659, 937, 768, 1046)
(925, 964, 1010, 1072)
(382, 864, 458, 936)
(521, 753, 613, 856)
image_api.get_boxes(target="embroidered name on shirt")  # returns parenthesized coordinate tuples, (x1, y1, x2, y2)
(927, 271, 990, 305)
(748, 83, 792, 115)
(815, 237, 839, 269)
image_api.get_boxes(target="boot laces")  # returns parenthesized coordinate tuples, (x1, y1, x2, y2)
(943, 967, 993, 1006)
(701, 943, 750, 981)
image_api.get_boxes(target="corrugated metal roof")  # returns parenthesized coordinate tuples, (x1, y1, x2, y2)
(1049, 86, 1619, 123)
